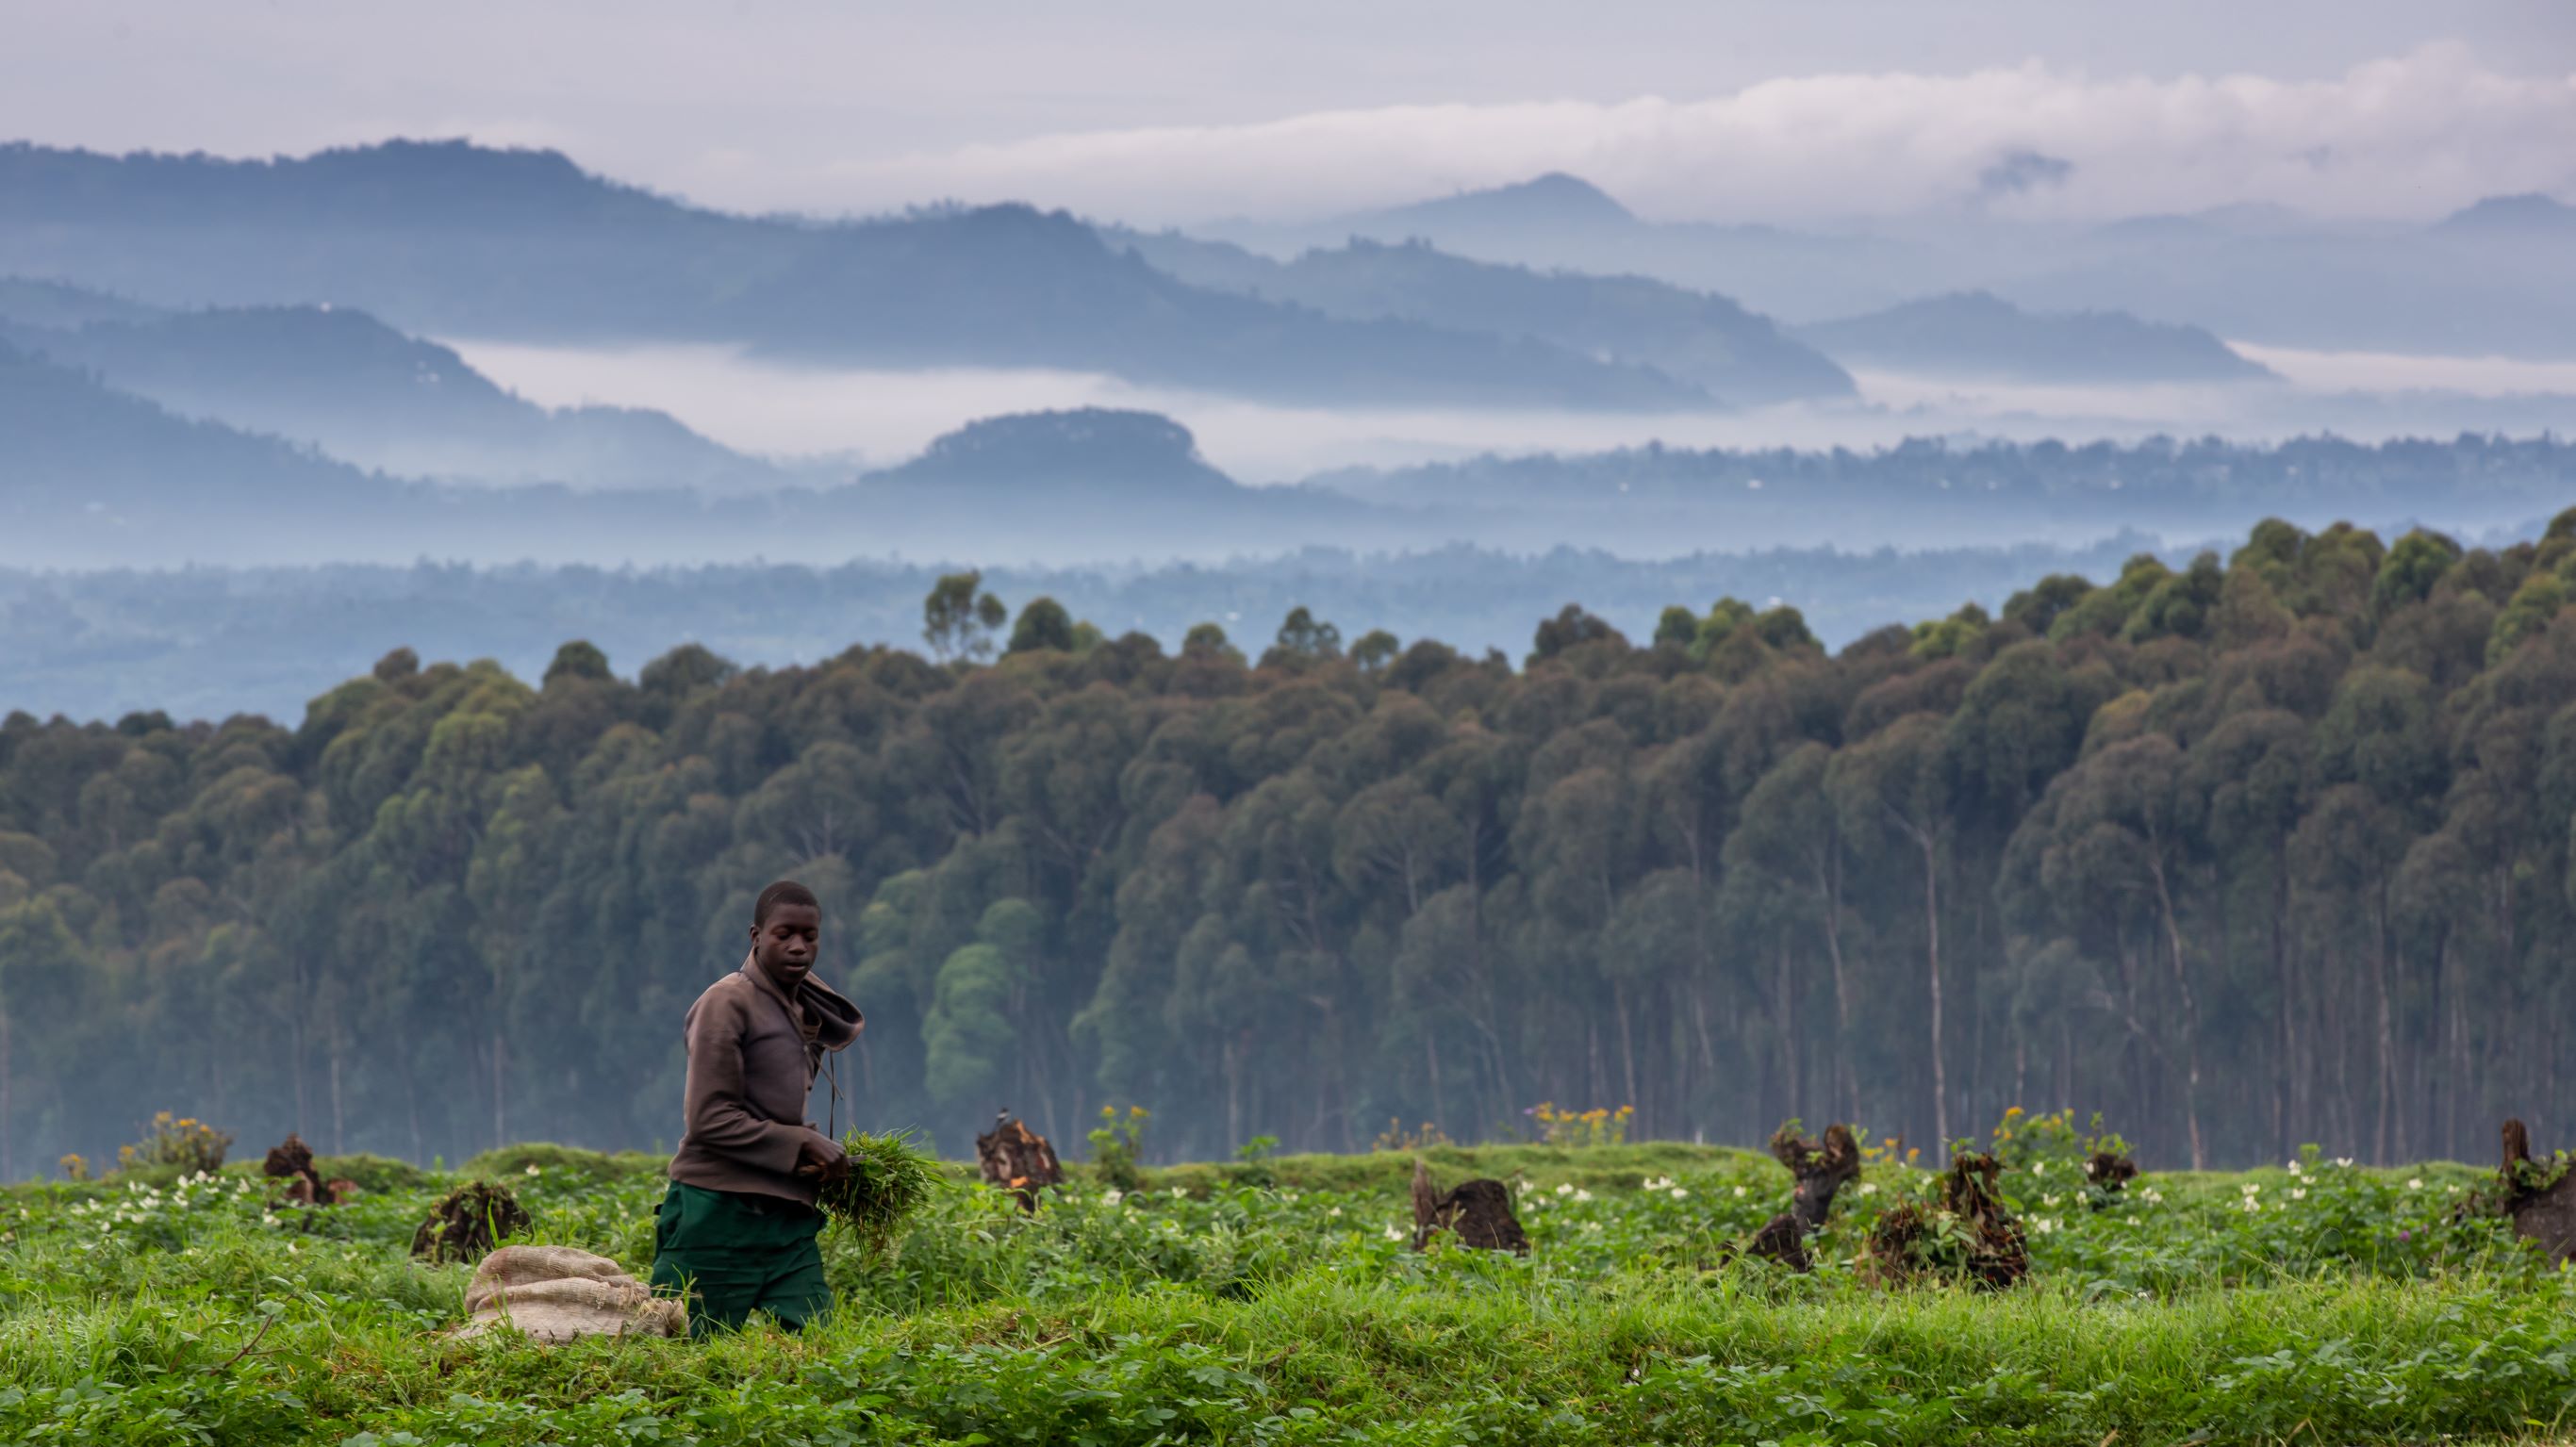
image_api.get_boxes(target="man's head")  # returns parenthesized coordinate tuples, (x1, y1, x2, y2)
(749, 880, 820, 992)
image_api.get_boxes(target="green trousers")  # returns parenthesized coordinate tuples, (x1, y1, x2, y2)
(648, 1180, 832, 1336)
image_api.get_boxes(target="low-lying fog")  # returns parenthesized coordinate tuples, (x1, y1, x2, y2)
(447, 338, 2576, 486)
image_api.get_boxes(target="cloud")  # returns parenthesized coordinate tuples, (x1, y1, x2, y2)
(1978, 150, 2075, 199)
(814, 44, 2576, 225)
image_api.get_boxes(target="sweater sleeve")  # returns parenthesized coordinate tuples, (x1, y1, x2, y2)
(680, 987, 809, 1177)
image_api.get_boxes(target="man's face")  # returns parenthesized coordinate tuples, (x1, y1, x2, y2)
(751, 902, 820, 990)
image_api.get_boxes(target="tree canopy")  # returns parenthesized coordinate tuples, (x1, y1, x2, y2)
(4, 512, 2575, 1176)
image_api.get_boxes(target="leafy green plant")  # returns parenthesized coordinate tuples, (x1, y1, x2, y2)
(817, 1129, 949, 1257)
(1229, 1134, 1280, 1187)
(114, 1111, 233, 1177)
(1087, 1105, 1149, 1192)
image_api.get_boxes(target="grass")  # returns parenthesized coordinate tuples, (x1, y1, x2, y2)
(0, 1141, 2567, 1444)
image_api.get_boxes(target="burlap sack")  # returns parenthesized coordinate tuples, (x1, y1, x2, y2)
(453, 1244, 686, 1340)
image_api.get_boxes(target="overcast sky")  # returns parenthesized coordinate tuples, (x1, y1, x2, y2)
(4, 1, 2572, 224)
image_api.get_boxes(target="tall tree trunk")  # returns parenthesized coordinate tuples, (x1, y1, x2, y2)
(2149, 857, 2206, 1171)
(2271, 846, 2293, 1160)
(490, 1022, 505, 1152)
(1818, 847, 1858, 1123)
(0, 1007, 11, 1182)
(2371, 882, 2395, 1165)
(1612, 979, 1640, 1118)
(1917, 830, 1948, 1154)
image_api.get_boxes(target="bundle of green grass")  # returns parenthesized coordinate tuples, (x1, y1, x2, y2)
(816, 1130, 948, 1254)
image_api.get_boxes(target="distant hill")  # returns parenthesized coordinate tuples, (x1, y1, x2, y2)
(1795, 291, 2275, 384)
(0, 346, 1389, 567)
(0, 276, 159, 329)
(0, 140, 1707, 412)
(2436, 193, 2576, 237)
(0, 285, 790, 492)
(1111, 232, 1854, 405)
(1342, 173, 1638, 238)
(867, 409, 1236, 494)
(0, 334, 378, 511)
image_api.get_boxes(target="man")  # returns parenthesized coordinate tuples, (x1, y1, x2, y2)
(650, 880, 863, 1334)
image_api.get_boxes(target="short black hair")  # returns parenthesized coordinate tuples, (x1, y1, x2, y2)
(753, 880, 819, 927)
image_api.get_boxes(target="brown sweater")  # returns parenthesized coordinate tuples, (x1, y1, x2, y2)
(668, 955, 864, 1205)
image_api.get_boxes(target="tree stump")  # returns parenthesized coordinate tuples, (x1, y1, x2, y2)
(2083, 1150, 2138, 1199)
(1748, 1122, 1861, 1270)
(976, 1113, 1065, 1211)
(261, 1132, 339, 1206)
(2498, 1118, 2576, 1265)
(411, 1180, 532, 1265)
(1410, 1159, 1528, 1254)
(1867, 1151, 2027, 1290)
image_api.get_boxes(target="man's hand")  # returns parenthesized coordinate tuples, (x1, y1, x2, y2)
(792, 1132, 849, 1181)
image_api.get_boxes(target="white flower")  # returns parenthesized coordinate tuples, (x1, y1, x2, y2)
(1669, 1187, 1688, 1200)
(2333, 1157, 2353, 1169)
(1581, 1220, 1603, 1233)
(1383, 1225, 1405, 1242)
(1643, 1176, 1671, 1191)
(2286, 1160, 2302, 1176)
(2032, 1160, 2048, 1176)
(1555, 1183, 1573, 1196)
(2139, 1187, 2164, 1204)
(1858, 1182, 1878, 1196)
(2241, 1182, 2260, 1195)
(1101, 1188, 1123, 1207)
(2290, 1188, 2307, 1200)
(2030, 1217, 2056, 1235)
(2042, 1193, 2062, 1209)
(525, 1163, 542, 1176)
(1731, 1185, 1747, 1198)
(261, 1213, 278, 1227)
(2241, 1196, 2261, 1212)
(2122, 1215, 2138, 1226)
(1573, 1188, 1594, 1203)
(2406, 1177, 2423, 1191)
(1328, 1205, 1343, 1217)
(1170, 1187, 1186, 1199)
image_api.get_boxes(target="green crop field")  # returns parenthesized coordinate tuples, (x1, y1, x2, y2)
(0, 1134, 2568, 1445)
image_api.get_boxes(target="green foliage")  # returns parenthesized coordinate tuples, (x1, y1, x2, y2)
(816, 1128, 949, 1256)
(1088, 1105, 1149, 1192)
(1006, 596, 1077, 655)
(115, 1111, 232, 1177)
(923, 569, 1009, 662)
(0, 1142, 2563, 1443)
(7, 511, 2576, 1188)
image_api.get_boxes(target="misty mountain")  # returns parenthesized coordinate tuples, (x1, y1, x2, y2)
(1225, 172, 2576, 359)
(0, 275, 159, 330)
(1212, 173, 1943, 322)
(1111, 231, 1855, 405)
(1343, 172, 1642, 239)
(1795, 290, 2274, 384)
(0, 286, 794, 492)
(0, 333, 380, 511)
(2436, 193, 2576, 237)
(0, 347, 1398, 565)
(868, 408, 1237, 495)
(0, 140, 1707, 412)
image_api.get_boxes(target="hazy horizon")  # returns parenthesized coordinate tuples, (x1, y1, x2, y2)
(5, 4, 2573, 226)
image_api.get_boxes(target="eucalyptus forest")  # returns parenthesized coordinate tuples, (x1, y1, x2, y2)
(4, 511, 2574, 1180)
